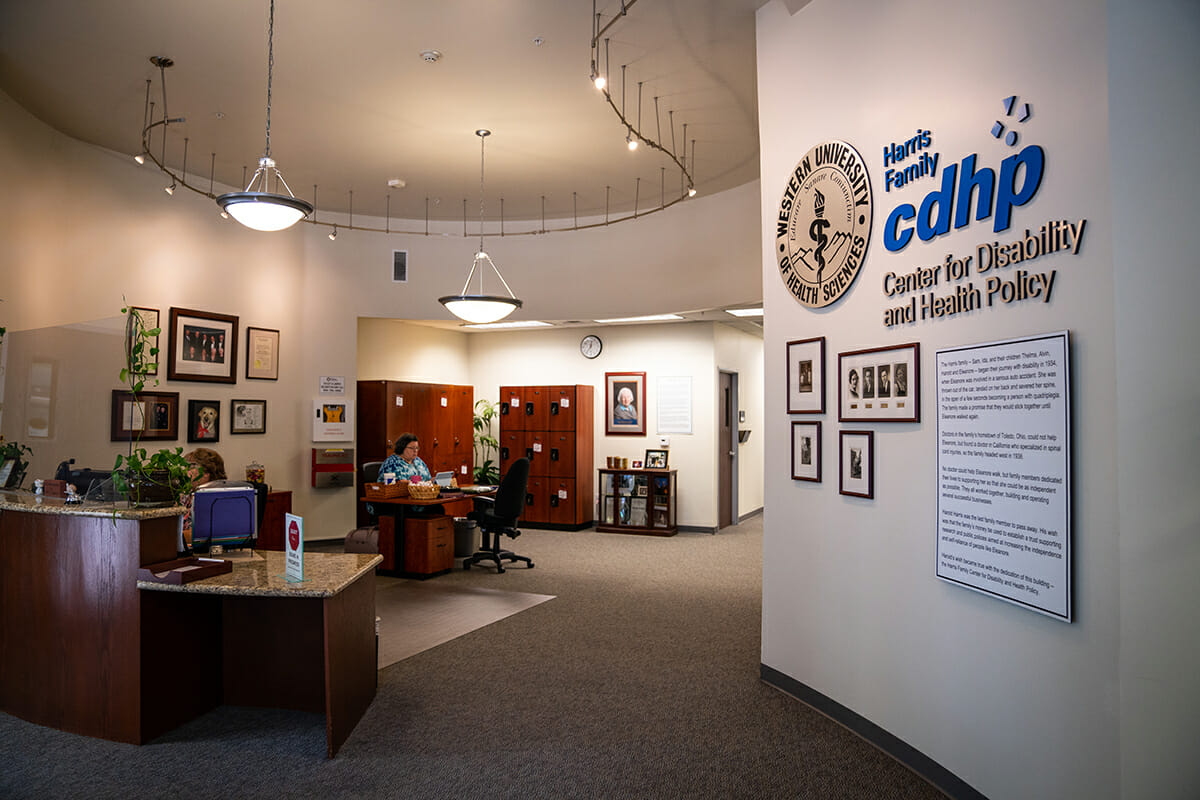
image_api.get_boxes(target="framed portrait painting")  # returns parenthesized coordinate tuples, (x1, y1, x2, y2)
(230, 399, 267, 434)
(110, 390, 179, 442)
(790, 421, 821, 482)
(838, 342, 920, 422)
(605, 371, 646, 436)
(167, 307, 239, 384)
(786, 337, 825, 414)
(187, 399, 221, 443)
(839, 430, 874, 498)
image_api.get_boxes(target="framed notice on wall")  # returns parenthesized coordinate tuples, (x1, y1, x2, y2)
(934, 331, 1072, 621)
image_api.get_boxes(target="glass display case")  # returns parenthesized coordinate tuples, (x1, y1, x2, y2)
(597, 468, 677, 536)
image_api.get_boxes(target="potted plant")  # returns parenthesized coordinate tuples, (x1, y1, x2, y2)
(0, 438, 32, 489)
(472, 398, 500, 485)
(112, 301, 194, 506)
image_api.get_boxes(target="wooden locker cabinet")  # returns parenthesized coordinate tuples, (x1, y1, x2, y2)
(498, 384, 594, 530)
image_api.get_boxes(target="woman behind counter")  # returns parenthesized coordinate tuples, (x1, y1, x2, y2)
(379, 433, 432, 483)
(180, 447, 226, 552)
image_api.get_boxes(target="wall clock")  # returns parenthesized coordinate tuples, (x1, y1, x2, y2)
(580, 334, 603, 359)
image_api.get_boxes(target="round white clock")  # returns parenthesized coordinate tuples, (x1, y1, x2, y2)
(580, 334, 603, 359)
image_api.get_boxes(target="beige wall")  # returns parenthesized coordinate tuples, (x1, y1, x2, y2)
(0, 86, 762, 537)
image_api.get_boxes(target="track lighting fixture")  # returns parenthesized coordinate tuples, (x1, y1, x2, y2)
(164, 182, 176, 195)
(328, 225, 337, 241)
(214, 0, 313, 231)
(134, 152, 146, 165)
(439, 130, 523, 324)
(626, 131, 638, 151)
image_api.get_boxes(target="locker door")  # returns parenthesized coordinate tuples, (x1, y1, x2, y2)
(547, 431, 576, 479)
(499, 386, 525, 431)
(524, 385, 549, 431)
(526, 431, 551, 477)
(547, 478, 577, 525)
(547, 385, 577, 432)
(498, 430, 526, 478)
(524, 476, 550, 523)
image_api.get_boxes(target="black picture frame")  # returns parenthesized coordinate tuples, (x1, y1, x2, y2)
(838, 342, 920, 422)
(230, 399, 267, 434)
(187, 399, 221, 443)
(791, 421, 821, 482)
(786, 337, 825, 414)
(839, 430, 874, 498)
(644, 449, 669, 469)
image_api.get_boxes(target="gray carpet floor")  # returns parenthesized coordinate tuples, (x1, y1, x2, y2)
(1, 516, 946, 799)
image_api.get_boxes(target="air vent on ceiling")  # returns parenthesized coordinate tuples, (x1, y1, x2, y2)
(393, 250, 408, 283)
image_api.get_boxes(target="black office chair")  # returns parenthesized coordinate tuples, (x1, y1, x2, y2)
(463, 457, 533, 573)
(359, 461, 385, 523)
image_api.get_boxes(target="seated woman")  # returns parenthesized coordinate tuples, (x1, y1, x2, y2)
(180, 448, 226, 552)
(379, 433, 432, 483)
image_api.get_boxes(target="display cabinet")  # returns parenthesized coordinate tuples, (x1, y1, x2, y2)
(596, 468, 677, 536)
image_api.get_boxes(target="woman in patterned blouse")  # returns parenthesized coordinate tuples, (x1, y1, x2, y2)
(379, 433, 432, 483)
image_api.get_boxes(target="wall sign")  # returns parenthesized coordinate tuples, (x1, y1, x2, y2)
(935, 331, 1072, 620)
(775, 140, 873, 308)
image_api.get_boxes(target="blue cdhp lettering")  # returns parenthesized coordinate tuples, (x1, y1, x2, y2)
(883, 144, 1044, 251)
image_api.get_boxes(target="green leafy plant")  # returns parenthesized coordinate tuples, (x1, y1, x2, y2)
(0, 438, 33, 489)
(112, 300, 193, 506)
(472, 398, 500, 484)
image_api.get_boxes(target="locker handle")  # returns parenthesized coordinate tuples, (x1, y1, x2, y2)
(501, 447, 509, 460)
(525, 401, 534, 416)
(500, 404, 509, 416)
(550, 495, 559, 507)
(550, 402, 559, 415)
(525, 447, 535, 460)
(550, 448, 559, 462)
(525, 493, 534, 506)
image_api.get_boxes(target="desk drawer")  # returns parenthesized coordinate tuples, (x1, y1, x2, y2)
(404, 516, 454, 575)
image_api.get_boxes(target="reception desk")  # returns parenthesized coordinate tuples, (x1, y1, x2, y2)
(0, 490, 380, 757)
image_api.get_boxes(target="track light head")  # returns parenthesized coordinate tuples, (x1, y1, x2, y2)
(133, 152, 146, 165)
(328, 225, 337, 241)
(164, 182, 176, 195)
(688, 187, 697, 197)
(627, 132, 638, 151)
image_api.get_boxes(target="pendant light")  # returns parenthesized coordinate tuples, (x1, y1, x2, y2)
(439, 130, 523, 324)
(215, 0, 313, 231)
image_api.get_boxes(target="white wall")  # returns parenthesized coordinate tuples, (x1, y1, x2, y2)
(0, 85, 763, 538)
(1109, 0, 1200, 796)
(757, 0, 1198, 797)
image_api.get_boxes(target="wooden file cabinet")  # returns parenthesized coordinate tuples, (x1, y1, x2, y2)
(404, 516, 454, 577)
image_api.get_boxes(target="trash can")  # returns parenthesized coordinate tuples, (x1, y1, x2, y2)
(453, 517, 478, 557)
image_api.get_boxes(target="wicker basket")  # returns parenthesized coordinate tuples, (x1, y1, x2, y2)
(364, 481, 407, 499)
(406, 482, 440, 501)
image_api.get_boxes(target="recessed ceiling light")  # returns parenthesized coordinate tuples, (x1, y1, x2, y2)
(594, 314, 685, 324)
(463, 320, 552, 330)
(725, 308, 763, 317)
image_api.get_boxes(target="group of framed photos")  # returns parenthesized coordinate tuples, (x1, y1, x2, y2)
(111, 306, 279, 443)
(786, 337, 921, 499)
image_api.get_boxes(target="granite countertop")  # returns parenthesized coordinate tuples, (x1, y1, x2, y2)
(0, 489, 183, 520)
(138, 551, 382, 598)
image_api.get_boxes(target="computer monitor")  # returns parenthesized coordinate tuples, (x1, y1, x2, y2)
(433, 471, 455, 488)
(191, 483, 257, 552)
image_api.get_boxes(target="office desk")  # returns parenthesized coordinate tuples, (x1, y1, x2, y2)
(139, 551, 381, 757)
(365, 490, 492, 577)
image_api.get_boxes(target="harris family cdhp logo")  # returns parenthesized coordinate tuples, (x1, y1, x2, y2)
(775, 140, 873, 308)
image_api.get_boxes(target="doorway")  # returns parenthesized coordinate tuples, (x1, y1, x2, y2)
(719, 370, 738, 529)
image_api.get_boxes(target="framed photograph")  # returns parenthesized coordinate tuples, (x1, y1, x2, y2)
(838, 342, 920, 422)
(786, 337, 825, 414)
(110, 390, 179, 441)
(644, 449, 669, 469)
(606, 371, 646, 436)
(839, 430, 874, 498)
(187, 399, 221, 443)
(245, 326, 280, 381)
(126, 306, 160, 376)
(0, 460, 15, 487)
(230, 399, 267, 434)
(791, 421, 821, 482)
(167, 307, 239, 384)
(631, 460, 643, 468)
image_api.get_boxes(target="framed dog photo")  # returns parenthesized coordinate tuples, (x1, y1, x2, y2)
(187, 399, 221, 443)
(790, 421, 821, 482)
(786, 337, 825, 414)
(230, 399, 267, 434)
(838, 342, 920, 422)
(168, 307, 239, 384)
(839, 430, 874, 498)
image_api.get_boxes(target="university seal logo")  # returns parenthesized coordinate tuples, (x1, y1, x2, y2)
(776, 140, 873, 308)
